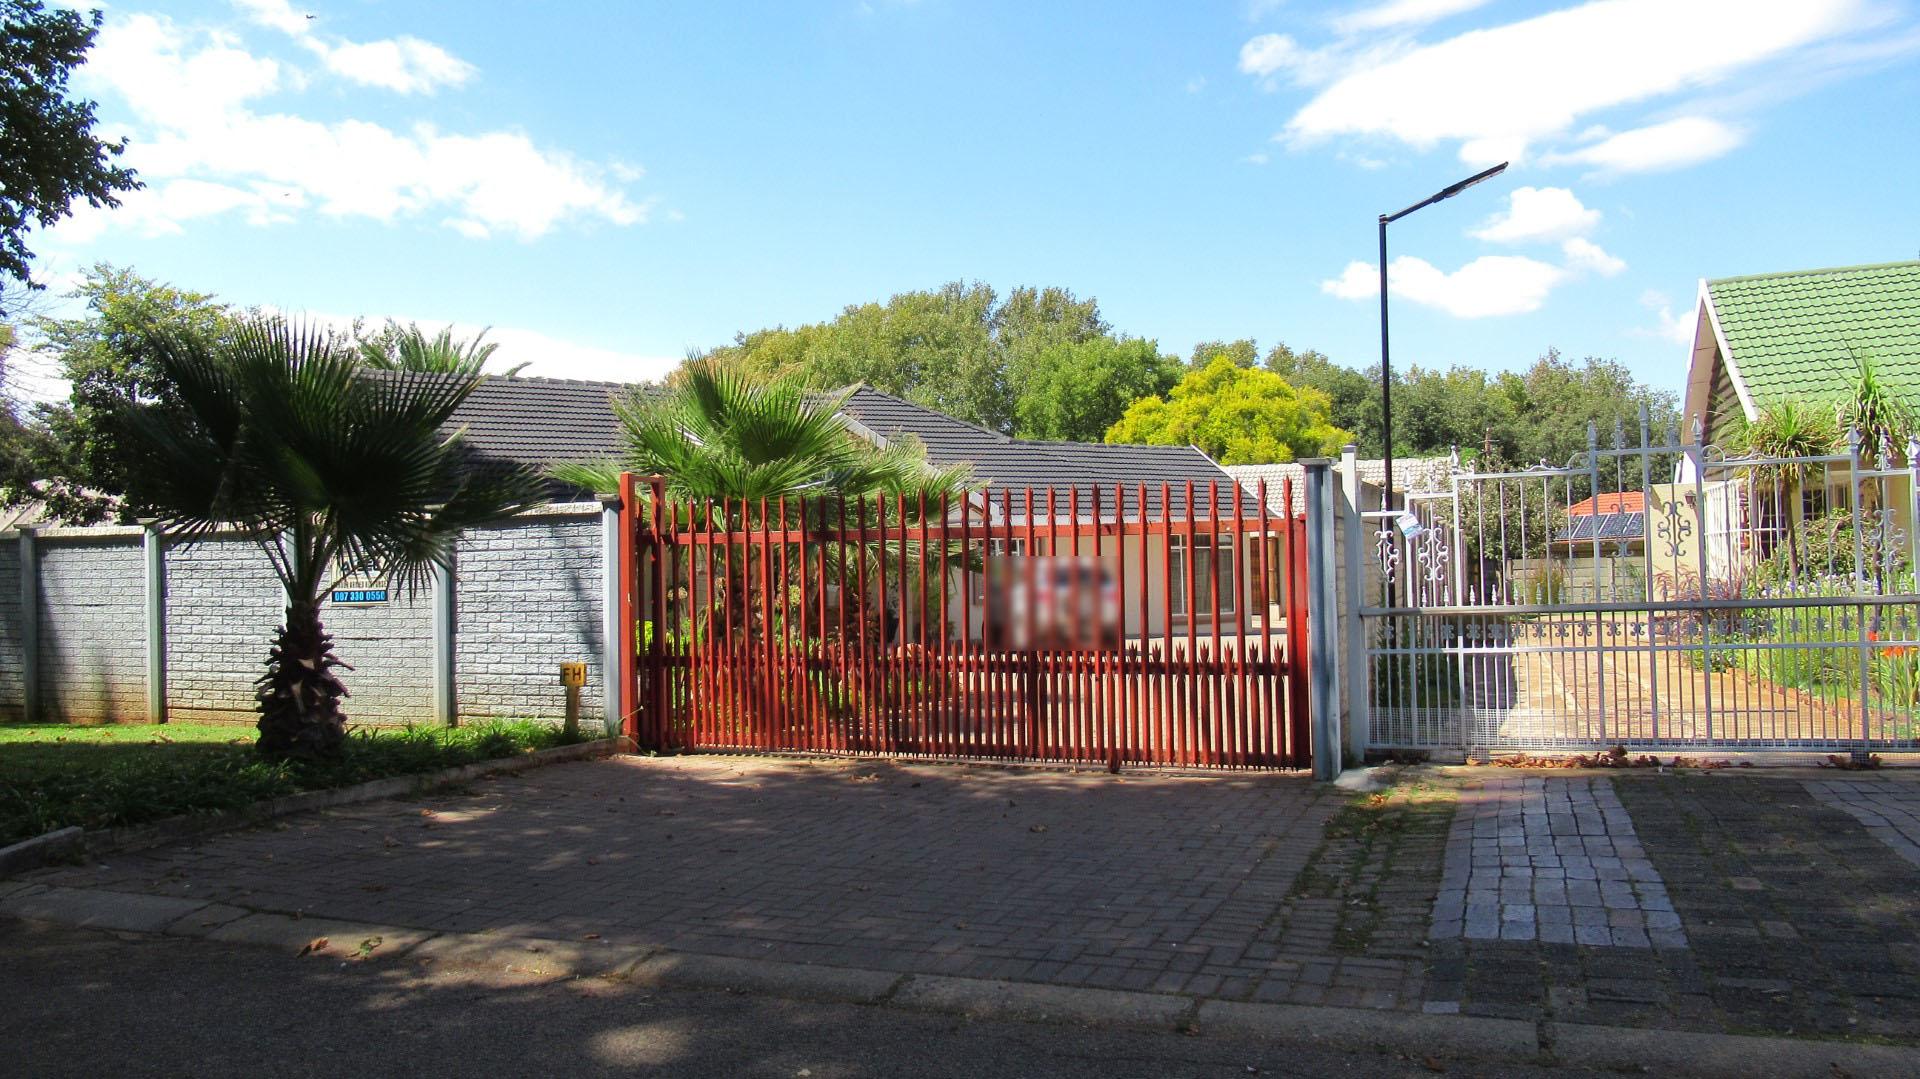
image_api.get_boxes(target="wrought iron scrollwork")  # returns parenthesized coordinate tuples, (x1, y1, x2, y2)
(1654, 495, 1693, 559)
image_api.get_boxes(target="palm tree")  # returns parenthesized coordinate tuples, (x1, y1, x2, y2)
(358, 322, 528, 378)
(1737, 398, 1838, 580)
(124, 318, 545, 758)
(1841, 352, 1914, 477)
(551, 359, 968, 503)
(553, 361, 973, 740)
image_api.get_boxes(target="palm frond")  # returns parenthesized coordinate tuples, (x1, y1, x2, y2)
(121, 315, 544, 603)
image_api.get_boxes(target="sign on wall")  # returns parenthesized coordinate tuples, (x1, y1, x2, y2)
(330, 563, 390, 604)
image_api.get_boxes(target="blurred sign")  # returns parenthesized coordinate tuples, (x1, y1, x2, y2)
(980, 555, 1121, 650)
(558, 662, 587, 687)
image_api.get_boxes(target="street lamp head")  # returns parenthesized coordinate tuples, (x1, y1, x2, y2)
(1435, 161, 1509, 203)
(1382, 161, 1510, 224)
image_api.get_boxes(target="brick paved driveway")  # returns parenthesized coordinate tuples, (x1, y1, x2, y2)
(33, 756, 1352, 996)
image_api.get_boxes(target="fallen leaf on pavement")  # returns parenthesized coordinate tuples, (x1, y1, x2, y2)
(297, 937, 330, 957)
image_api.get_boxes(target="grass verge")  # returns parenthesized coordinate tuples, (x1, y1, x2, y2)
(0, 720, 591, 846)
(1291, 780, 1456, 953)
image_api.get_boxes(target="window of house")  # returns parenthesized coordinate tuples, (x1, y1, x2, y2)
(1170, 533, 1235, 617)
(1803, 482, 1829, 521)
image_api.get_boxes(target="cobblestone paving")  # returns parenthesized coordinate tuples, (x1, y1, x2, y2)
(1414, 772, 1920, 1041)
(26, 753, 1920, 1044)
(1431, 776, 1683, 949)
(1598, 775, 1920, 1039)
(30, 756, 1360, 1000)
(1805, 778, 1920, 867)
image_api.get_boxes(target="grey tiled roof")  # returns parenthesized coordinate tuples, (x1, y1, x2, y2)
(836, 387, 1233, 515)
(441, 374, 629, 475)
(438, 375, 1232, 514)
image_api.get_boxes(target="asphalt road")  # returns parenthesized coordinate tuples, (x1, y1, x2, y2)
(0, 919, 1596, 1078)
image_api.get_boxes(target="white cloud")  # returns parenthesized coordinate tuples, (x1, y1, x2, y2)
(1560, 236, 1625, 276)
(1244, 152, 1271, 165)
(1331, 0, 1492, 34)
(1471, 186, 1600, 243)
(1274, 0, 1874, 164)
(484, 326, 680, 384)
(1238, 32, 1410, 89)
(1636, 290, 1699, 344)
(231, 0, 475, 95)
(1239, 32, 1306, 78)
(57, 177, 291, 242)
(292, 309, 679, 383)
(311, 37, 475, 95)
(1320, 235, 1627, 318)
(1323, 255, 1567, 318)
(1542, 116, 1746, 174)
(62, 14, 645, 243)
(231, 0, 308, 35)
(89, 14, 286, 121)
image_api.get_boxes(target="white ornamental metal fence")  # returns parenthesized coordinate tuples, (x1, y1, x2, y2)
(1352, 411, 1920, 754)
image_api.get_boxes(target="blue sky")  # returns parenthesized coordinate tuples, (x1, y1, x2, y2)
(27, 0, 1920, 396)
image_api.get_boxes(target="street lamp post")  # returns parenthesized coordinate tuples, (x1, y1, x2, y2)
(1378, 161, 1509, 510)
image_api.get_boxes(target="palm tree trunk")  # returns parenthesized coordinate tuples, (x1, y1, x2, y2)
(255, 599, 350, 758)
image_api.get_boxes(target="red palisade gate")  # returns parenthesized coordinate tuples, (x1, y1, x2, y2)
(617, 475, 1311, 771)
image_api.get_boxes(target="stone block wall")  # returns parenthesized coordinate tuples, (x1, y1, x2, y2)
(0, 542, 23, 722)
(164, 537, 283, 723)
(321, 585, 434, 725)
(3, 505, 607, 728)
(35, 533, 147, 723)
(454, 512, 605, 724)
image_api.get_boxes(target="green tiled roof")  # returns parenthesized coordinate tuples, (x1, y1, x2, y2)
(1709, 260, 1920, 409)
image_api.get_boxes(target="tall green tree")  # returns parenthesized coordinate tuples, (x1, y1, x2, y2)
(1188, 338, 1259, 368)
(1012, 336, 1179, 442)
(1105, 357, 1351, 465)
(1492, 351, 1662, 465)
(1395, 365, 1513, 462)
(27, 264, 234, 520)
(701, 281, 1109, 433)
(121, 319, 544, 758)
(995, 285, 1107, 377)
(1381, 351, 1678, 467)
(0, 2, 140, 296)
(1266, 341, 1377, 451)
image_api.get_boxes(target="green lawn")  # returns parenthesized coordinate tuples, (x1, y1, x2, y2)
(0, 720, 591, 847)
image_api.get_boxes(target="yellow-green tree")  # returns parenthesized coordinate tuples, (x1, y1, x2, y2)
(1104, 357, 1351, 465)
